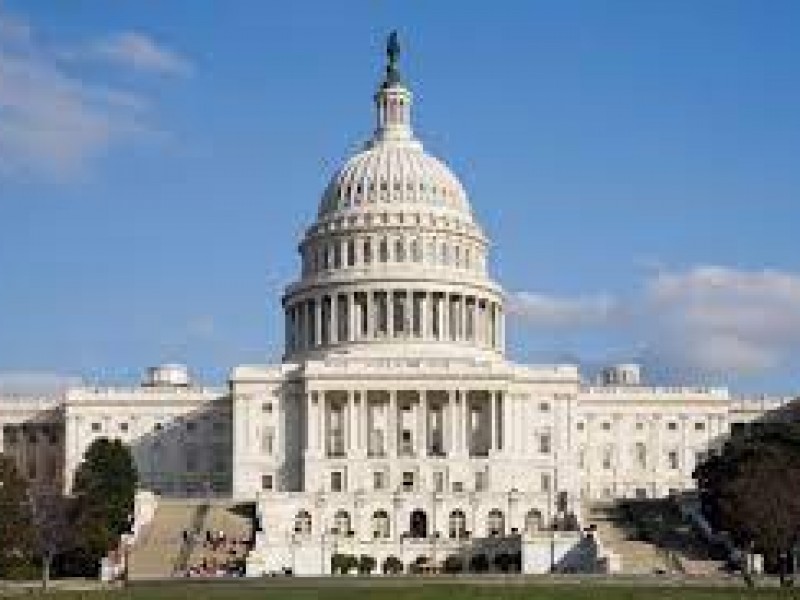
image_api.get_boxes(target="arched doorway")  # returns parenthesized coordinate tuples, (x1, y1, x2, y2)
(409, 509, 428, 538)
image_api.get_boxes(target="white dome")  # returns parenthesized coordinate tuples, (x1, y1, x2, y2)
(318, 141, 472, 218)
(281, 34, 506, 362)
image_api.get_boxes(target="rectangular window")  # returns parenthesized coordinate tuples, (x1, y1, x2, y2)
(539, 402, 551, 412)
(433, 471, 444, 493)
(667, 422, 678, 431)
(330, 471, 343, 492)
(540, 473, 551, 492)
(91, 422, 101, 432)
(120, 422, 129, 432)
(668, 451, 679, 470)
(261, 427, 275, 455)
(261, 474, 273, 491)
(452, 481, 464, 493)
(373, 470, 385, 490)
(475, 471, 487, 491)
(694, 422, 705, 431)
(402, 471, 414, 491)
(538, 433, 551, 454)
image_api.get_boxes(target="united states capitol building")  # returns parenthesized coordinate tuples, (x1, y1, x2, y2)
(0, 35, 795, 576)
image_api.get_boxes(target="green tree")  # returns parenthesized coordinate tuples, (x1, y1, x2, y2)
(694, 417, 800, 583)
(67, 438, 137, 576)
(0, 454, 35, 579)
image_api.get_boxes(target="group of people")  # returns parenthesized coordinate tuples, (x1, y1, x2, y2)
(180, 529, 250, 577)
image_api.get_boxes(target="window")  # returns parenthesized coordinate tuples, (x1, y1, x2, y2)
(120, 422, 129, 432)
(538, 433, 551, 454)
(578, 447, 585, 469)
(449, 510, 467, 539)
(2, 426, 16, 444)
(487, 509, 504, 536)
(261, 427, 274, 455)
(601, 422, 611, 431)
(635, 421, 644, 431)
(635, 442, 647, 469)
(261, 474, 273, 491)
(667, 421, 678, 431)
(668, 451, 679, 470)
(402, 471, 414, 492)
(379, 238, 388, 262)
(333, 510, 351, 536)
(154, 422, 163, 431)
(395, 238, 405, 262)
(373, 470, 386, 490)
(539, 402, 551, 412)
(576, 422, 584, 431)
(295, 510, 312, 535)
(433, 471, 444, 493)
(372, 510, 390, 538)
(540, 473, 551, 492)
(452, 481, 464, 493)
(602, 448, 612, 469)
(694, 422, 706, 431)
(635, 488, 647, 499)
(261, 402, 273, 413)
(186, 421, 196, 432)
(363, 239, 372, 264)
(330, 471, 343, 492)
(91, 422, 101, 432)
(400, 429, 413, 455)
(475, 470, 487, 491)
(695, 451, 706, 466)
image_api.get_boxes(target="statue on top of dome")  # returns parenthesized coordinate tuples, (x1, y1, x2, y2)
(384, 30, 402, 87)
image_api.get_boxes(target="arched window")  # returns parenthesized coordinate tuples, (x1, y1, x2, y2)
(487, 509, 504, 536)
(372, 510, 390, 539)
(395, 238, 405, 262)
(524, 509, 543, 533)
(449, 509, 466, 539)
(295, 510, 312, 535)
(333, 509, 351, 536)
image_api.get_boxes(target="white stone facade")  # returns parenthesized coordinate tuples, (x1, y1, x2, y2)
(0, 36, 796, 575)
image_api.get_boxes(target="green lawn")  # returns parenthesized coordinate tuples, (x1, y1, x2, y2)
(14, 581, 800, 600)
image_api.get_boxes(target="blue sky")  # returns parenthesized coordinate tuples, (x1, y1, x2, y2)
(0, 1, 799, 393)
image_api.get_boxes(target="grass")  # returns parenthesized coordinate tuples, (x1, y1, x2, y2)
(7, 580, 800, 600)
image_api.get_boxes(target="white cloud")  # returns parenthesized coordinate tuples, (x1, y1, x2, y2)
(0, 6, 184, 179)
(510, 266, 800, 379)
(507, 291, 618, 329)
(644, 266, 800, 375)
(89, 32, 191, 76)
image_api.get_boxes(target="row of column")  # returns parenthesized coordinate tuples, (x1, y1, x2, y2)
(301, 234, 487, 276)
(285, 290, 504, 353)
(305, 390, 504, 460)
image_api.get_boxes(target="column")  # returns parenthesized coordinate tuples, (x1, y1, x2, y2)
(446, 390, 455, 455)
(360, 390, 368, 456)
(461, 390, 469, 456)
(316, 392, 325, 456)
(367, 290, 375, 339)
(442, 294, 450, 341)
(460, 295, 467, 342)
(388, 390, 398, 458)
(420, 391, 429, 457)
(494, 391, 502, 452)
(314, 298, 322, 347)
(331, 296, 339, 344)
(420, 292, 428, 339)
(385, 289, 394, 338)
(487, 391, 495, 453)
(349, 293, 357, 342)
(347, 390, 356, 454)
(498, 305, 505, 350)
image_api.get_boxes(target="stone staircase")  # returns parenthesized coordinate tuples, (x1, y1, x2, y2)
(584, 503, 671, 575)
(128, 499, 205, 579)
(127, 499, 254, 579)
